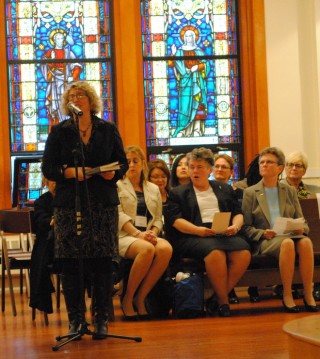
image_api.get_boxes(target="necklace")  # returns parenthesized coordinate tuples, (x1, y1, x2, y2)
(79, 122, 92, 137)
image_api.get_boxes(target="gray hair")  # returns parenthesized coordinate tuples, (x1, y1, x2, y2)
(187, 147, 214, 167)
(259, 147, 285, 166)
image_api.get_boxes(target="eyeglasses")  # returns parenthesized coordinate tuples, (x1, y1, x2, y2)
(68, 93, 87, 101)
(214, 165, 231, 170)
(286, 163, 305, 169)
(259, 160, 278, 166)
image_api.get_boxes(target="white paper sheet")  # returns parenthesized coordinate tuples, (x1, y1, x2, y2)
(211, 212, 231, 234)
(272, 217, 304, 235)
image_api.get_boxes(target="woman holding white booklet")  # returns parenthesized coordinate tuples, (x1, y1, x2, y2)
(242, 147, 318, 313)
(165, 147, 251, 317)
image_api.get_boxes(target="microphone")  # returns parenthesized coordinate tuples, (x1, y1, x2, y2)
(67, 102, 83, 116)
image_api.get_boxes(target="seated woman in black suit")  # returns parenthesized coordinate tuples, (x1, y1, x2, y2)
(165, 147, 251, 317)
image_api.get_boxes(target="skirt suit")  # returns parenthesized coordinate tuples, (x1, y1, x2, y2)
(242, 180, 309, 258)
(165, 181, 250, 261)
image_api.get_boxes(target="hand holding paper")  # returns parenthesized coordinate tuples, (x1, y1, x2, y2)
(211, 212, 231, 234)
(85, 161, 121, 176)
(272, 217, 305, 235)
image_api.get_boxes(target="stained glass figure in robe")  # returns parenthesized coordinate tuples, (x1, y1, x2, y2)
(169, 26, 209, 138)
(40, 28, 82, 128)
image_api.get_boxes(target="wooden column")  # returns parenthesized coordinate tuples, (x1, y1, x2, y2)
(112, 0, 146, 152)
(239, 0, 270, 167)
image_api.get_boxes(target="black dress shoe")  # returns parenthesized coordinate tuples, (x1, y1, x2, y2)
(282, 301, 300, 313)
(228, 289, 240, 304)
(313, 290, 320, 301)
(205, 296, 219, 317)
(123, 313, 139, 321)
(121, 306, 139, 321)
(248, 286, 261, 303)
(92, 320, 108, 340)
(68, 321, 82, 341)
(303, 298, 319, 312)
(218, 304, 231, 317)
(138, 313, 151, 320)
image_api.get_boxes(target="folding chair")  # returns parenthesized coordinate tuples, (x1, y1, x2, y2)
(0, 208, 33, 316)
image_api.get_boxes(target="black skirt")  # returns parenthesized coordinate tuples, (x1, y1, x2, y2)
(172, 235, 250, 262)
(54, 201, 118, 259)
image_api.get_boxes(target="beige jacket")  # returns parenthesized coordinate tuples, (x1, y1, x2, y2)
(117, 177, 163, 238)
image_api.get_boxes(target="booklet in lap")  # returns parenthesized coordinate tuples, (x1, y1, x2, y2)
(211, 212, 231, 234)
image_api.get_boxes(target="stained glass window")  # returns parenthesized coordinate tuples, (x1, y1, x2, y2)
(6, 0, 114, 153)
(140, 0, 243, 179)
(11, 156, 45, 207)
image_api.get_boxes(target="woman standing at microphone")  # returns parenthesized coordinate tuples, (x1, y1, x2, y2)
(42, 81, 128, 339)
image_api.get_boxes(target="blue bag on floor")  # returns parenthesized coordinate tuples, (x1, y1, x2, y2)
(173, 274, 204, 319)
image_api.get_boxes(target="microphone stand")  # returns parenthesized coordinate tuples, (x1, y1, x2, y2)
(52, 113, 141, 351)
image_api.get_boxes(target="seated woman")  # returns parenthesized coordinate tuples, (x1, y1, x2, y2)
(282, 151, 320, 301)
(148, 158, 171, 235)
(242, 147, 318, 312)
(117, 145, 173, 320)
(148, 158, 171, 205)
(170, 153, 190, 188)
(165, 147, 251, 317)
(282, 151, 320, 198)
(213, 154, 243, 201)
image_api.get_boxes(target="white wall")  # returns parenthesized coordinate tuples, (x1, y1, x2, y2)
(264, 0, 320, 182)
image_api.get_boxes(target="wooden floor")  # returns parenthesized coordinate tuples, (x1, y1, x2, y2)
(1, 287, 319, 359)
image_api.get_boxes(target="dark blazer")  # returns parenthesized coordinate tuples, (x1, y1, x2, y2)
(42, 115, 128, 208)
(165, 180, 242, 241)
(242, 180, 309, 255)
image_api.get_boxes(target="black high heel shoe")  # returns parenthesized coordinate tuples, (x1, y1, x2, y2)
(133, 301, 151, 320)
(248, 286, 261, 303)
(282, 300, 300, 313)
(228, 289, 240, 304)
(303, 298, 319, 312)
(121, 305, 139, 321)
(205, 296, 219, 317)
(218, 304, 231, 317)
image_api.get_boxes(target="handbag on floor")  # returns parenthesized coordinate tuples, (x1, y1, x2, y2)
(173, 273, 204, 319)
